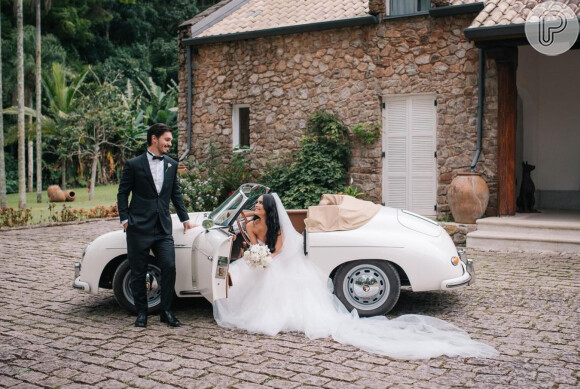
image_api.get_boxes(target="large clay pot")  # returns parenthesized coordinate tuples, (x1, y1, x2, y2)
(447, 172, 489, 224)
(47, 185, 60, 199)
(65, 190, 76, 202)
(47, 185, 66, 202)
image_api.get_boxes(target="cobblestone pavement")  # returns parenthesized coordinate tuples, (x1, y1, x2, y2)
(1, 219, 579, 388)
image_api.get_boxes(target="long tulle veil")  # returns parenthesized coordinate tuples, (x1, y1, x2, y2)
(215, 193, 499, 360)
(272, 193, 303, 256)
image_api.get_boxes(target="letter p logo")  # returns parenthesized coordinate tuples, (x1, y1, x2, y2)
(539, 17, 567, 46)
(525, 1, 579, 56)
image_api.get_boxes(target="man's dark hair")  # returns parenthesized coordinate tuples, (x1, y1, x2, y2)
(147, 123, 173, 146)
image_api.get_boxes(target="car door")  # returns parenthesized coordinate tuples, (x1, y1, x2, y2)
(192, 228, 233, 303)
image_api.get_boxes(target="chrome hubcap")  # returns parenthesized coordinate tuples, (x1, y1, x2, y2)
(123, 265, 162, 308)
(343, 264, 389, 311)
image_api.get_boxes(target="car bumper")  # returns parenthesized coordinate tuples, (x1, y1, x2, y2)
(440, 258, 475, 289)
(73, 262, 90, 292)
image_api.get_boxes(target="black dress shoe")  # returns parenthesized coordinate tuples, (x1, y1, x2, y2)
(160, 311, 181, 327)
(134, 312, 147, 328)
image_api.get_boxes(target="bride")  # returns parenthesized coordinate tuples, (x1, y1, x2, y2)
(213, 193, 498, 360)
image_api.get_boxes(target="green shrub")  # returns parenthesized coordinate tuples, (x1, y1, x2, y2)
(46, 203, 119, 223)
(0, 207, 32, 228)
(178, 144, 255, 212)
(179, 170, 224, 212)
(352, 122, 381, 144)
(342, 185, 365, 198)
(264, 111, 351, 209)
(217, 149, 253, 195)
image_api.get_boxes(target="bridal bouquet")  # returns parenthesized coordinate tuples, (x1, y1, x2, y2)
(243, 243, 272, 269)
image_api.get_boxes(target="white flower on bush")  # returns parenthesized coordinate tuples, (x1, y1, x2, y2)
(243, 244, 272, 269)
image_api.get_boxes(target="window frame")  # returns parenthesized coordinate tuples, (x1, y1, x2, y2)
(386, 0, 431, 17)
(232, 104, 250, 150)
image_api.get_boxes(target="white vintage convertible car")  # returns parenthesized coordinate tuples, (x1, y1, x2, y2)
(74, 183, 474, 317)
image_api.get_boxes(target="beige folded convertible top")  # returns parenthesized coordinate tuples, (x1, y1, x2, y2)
(304, 194, 381, 232)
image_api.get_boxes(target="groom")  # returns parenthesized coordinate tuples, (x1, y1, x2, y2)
(117, 123, 195, 328)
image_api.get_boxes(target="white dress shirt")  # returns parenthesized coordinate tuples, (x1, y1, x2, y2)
(147, 151, 165, 194)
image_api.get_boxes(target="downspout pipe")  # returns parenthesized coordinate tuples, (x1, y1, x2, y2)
(470, 48, 485, 171)
(179, 45, 193, 162)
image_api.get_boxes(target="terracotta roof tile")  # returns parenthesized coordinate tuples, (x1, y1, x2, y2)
(184, 0, 580, 39)
(467, 0, 580, 29)
(192, 0, 369, 39)
(180, 0, 236, 28)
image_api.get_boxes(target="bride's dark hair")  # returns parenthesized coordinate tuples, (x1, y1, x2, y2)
(261, 193, 280, 253)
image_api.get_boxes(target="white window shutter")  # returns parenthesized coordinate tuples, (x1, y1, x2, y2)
(410, 96, 436, 216)
(384, 98, 408, 209)
(383, 95, 436, 216)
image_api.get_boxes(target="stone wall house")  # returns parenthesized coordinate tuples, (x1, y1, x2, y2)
(177, 0, 580, 218)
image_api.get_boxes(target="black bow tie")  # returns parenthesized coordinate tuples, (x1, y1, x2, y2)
(152, 155, 164, 161)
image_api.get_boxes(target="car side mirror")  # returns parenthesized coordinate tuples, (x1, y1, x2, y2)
(202, 219, 214, 230)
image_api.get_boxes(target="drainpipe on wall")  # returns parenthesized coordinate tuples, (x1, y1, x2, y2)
(470, 48, 485, 171)
(179, 45, 194, 162)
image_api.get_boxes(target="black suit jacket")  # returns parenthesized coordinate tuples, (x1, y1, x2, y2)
(117, 153, 189, 235)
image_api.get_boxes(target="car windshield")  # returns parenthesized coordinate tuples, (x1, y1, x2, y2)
(209, 183, 269, 226)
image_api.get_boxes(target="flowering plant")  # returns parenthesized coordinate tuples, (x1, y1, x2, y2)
(180, 174, 224, 212)
(243, 244, 272, 269)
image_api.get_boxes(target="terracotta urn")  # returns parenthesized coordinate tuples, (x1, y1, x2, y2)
(65, 190, 76, 202)
(47, 185, 60, 198)
(47, 185, 66, 202)
(447, 172, 489, 224)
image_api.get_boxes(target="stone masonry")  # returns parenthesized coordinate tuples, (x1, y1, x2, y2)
(178, 12, 499, 218)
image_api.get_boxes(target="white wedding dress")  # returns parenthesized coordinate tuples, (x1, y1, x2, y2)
(213, 194, 498, 360)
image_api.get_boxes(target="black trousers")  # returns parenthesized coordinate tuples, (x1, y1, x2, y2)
(126, 225, 176, 313)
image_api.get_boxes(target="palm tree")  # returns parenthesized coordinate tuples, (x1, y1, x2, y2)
(35, 0, 47, 202)
(42, 63, 87, 189)
(0, 11, 6, 208)
(17, 0, 26, 208)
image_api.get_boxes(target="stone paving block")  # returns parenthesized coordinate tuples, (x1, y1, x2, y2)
(95, 379, 127, 388)
(290, 372, 331, 386)
(323, 379, 366, 389)
(202, 372, 240, 386)
(321, 368, 359, 382)
(263, 378, 301, 389)
(231, 383, 268, 389)
(42, 375, 72, 387)
(0, 374, 22, 387)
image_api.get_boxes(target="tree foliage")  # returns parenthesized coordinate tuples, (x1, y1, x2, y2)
(1, 0, 218, 192)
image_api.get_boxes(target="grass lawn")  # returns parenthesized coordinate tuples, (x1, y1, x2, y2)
(5, 184, 119, 225)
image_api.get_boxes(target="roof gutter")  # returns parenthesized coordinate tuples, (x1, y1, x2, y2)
(470, 47, 485, 171)
(465, 17, 580, 42)
(182, 15, 379, 46)
(429, 2, 485, 18)
(179, 45, 194, 162)
(464, 24, 526, 42)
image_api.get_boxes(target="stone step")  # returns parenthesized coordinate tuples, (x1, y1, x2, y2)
(467, 230, 580, 253)
(475, 217, 580, 238)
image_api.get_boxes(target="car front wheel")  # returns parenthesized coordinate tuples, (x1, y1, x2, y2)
(333, 260, 400, 317)
(112, 258, 162, 314)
